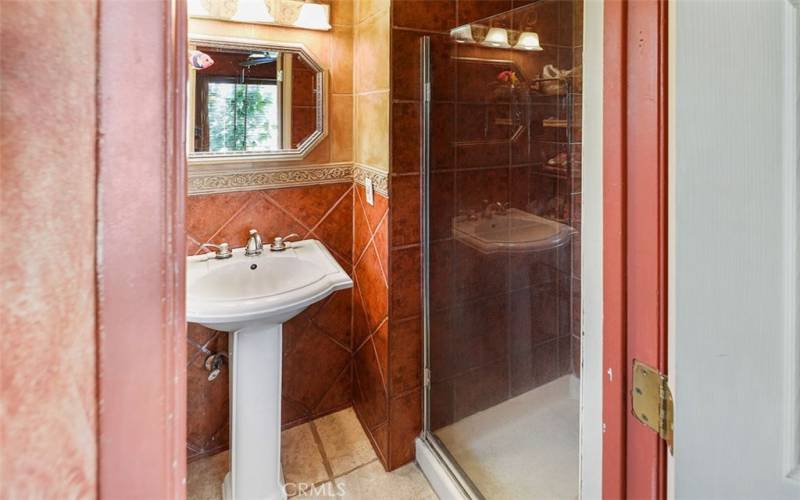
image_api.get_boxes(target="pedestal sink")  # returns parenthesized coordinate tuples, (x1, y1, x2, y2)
(186, 239, 352, 500)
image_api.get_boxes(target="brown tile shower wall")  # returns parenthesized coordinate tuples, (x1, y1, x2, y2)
(390, 0, 583, 434)
(185, 184, 355, 462)
(388, 0, 455, 466)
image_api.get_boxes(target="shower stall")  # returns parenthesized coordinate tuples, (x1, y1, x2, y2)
(418, 1, 583, 497)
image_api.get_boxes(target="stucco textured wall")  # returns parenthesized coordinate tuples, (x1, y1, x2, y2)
(1, 1, 98, 497)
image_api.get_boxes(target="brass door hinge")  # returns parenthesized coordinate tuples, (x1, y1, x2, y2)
(632, 360, 674, 454)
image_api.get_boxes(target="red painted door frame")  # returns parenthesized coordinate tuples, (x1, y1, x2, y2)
(96, 0, 187, 497)
(603, 1, 669, 499)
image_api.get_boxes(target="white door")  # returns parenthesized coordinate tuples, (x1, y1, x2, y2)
(670, 1, 800, 498)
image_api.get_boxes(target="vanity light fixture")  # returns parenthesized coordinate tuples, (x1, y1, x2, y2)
(450, 24, 476, 44)
(188, 0, 277, 23)
(189, 0, 330, 31)
(482, 27, 511, 48)
(293, 0, 332, 31)
(448, 22, 543, 52)
(231, 0, 276, 23)
(515, 31, 543, 51)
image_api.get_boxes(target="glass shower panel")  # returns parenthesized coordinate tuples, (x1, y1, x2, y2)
(423, 1, 583, 498)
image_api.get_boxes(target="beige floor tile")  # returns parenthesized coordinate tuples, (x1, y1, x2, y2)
(187, 451, 229, 500)
(314, 408, 377, 476)
(188, 410, 435, 500)
(282, 423, 330, 487)
(333, 461, 437, 500)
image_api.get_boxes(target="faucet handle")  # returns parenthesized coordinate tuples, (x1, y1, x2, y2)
(216, 242, 232, 257)
(199, 242, 232, 259)
(270, 233, 300, 252)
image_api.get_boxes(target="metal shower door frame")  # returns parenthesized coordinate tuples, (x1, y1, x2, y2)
(418, 34, 486, 500)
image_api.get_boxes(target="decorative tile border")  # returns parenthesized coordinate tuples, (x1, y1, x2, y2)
(188, 163, 353, 195)
(188, 162, 390, 196)
(353, 164, 389, 197)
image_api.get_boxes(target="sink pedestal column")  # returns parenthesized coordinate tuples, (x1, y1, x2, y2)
(223, 324, 286, 500)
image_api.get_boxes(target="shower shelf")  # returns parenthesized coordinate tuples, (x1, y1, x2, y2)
(542, 118, 580, 128)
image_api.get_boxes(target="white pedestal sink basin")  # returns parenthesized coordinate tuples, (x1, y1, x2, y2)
(187, 240, 352, 500)
(452, 208, 575, 254)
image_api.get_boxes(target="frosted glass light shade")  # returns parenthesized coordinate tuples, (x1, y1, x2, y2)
(515, 31, 543, 51)
(293, 2, 331, 31)
(188, 0, 276, 23)
(232, 0, 276, 22)
(450, 24, 475, 44)
(482, 27, 511, 48)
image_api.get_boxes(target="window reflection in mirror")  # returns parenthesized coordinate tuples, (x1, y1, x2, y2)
(189, 44, 320, 156)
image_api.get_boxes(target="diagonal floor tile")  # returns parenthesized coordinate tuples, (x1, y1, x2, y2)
(313, 408, 376, 476)
(282, 423, 329, 488)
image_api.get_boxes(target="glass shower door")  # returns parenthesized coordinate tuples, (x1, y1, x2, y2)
(421, 1, 583, 497)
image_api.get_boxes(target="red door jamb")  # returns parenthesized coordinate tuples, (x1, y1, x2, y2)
(602, 0, 628, 497)
(603, 1, 669, 498)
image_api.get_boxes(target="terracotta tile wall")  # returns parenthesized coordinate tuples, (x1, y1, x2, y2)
(186, 182, 401, 467)
(351, 0, 430, 471)
(390, 0, 583, 436)
(351, 184, 391, 465)
(185, 184, 355, 461)
(185, 0, 358, 462)
(351, 176, 423, 471)
(349, 0, 401, 471)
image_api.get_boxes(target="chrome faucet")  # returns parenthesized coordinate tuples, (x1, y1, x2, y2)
(245, 229, 263, 256)
(482, 201, 509, 219)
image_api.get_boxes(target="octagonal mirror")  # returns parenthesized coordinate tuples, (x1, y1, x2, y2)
(187, 35, 327, 164)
